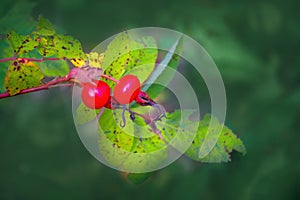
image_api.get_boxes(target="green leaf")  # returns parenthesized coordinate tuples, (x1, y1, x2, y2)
(38, 59, 69, 77)
(0, 40, 14, 93)
(185, 114, 246, 163)
(70, 52, 104, 68)
(6, 30, 39, 55)
(35, 35, 57, 57)
(97, 109, 137, 168)
(36, 34, 86, 61)
(125, 36, 158, 83)
(75, 103, 100, 125)
(54, 34, 86, 60)
(143, 36, 182, 89)
(126, 172, 153, 185)
(4, 60, 44, 95)
(98, 108, 167, 171)
(101, 32, 157, 88)
(145, 36, 183, 98)
(97, 108, 197, 171)
(34, 15, 56, 36)
(86, 52, 104, 68)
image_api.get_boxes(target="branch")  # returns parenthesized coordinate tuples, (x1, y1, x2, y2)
(0, 56, 15, 62)
(0, 66, 122, 99)
(0, 73, 73, 99)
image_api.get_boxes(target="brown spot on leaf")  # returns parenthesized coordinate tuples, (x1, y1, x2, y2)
(22, 38, 29, 44)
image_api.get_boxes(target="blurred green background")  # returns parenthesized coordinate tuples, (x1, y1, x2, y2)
(0, 0, 299, 199)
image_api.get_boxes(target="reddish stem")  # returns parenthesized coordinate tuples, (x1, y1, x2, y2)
(0, 56, 62, 63)
(0, 57, 15, 62)
(0, 75, 72, 99)
(100, 74, 120, 84)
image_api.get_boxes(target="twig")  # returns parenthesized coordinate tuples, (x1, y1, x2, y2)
(101, 74, 120, 84)
(0, 56, 15, 62)
(0, 75, 72, 99)
(0, 56, 62, 63)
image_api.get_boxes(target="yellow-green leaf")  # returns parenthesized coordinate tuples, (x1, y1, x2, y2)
(6, 30, 38, 55)
(35, 35, 57, 57)
(75, 103, 100, 125)
(4, 60, 44, 95)
(101, 32, 157, 88)
(36, 34, 86, 61)
(54, 34, 86, 60)
(185, 114, 246, 163)
(97, 108, 196, 172)
(0, 40, 14, 93)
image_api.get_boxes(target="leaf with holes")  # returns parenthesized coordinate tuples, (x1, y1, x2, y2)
(185, 114, 246, 163)
(4, 60, 44, 95)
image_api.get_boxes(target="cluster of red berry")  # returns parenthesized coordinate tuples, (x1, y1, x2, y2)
(80, 74, 155, 110)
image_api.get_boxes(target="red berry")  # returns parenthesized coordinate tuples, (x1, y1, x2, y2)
(113, 75, 141, 104)
(81, 80, 110, 109)
(104, 96, 116, 110)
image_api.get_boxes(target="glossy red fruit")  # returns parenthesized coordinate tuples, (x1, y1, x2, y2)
(104, 96, 116, 110)
(113, 75, 141, 104)
(81, 80, 110, 109)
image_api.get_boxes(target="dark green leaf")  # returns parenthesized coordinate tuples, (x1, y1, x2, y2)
(126, 172, 153, 185)
(34, 15, 56, 36)
(38, 59, 69, 77)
